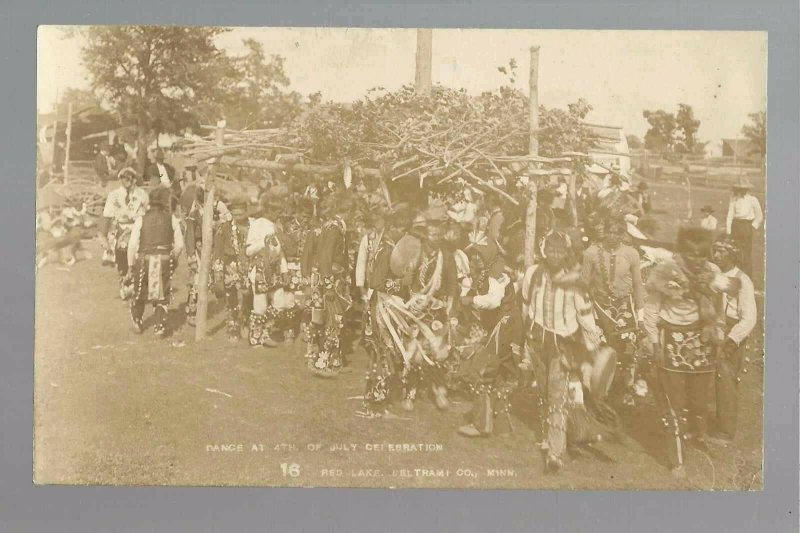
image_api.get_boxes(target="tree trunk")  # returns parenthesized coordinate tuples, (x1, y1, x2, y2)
(568, 173, 578, 227)
(64, 103, 73, 182)
(524, 46, 540, 268)
(136, 111, 148, 178)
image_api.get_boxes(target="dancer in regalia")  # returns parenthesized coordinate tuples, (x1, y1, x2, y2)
(126, 186, 184, 336)
(397, 207, 459, 411)
(301, 193, 354, 375)
(642, 227, 731, 478)
(457, 252, 522, 437)
(520, 231, 605, 472)
(582, 214, 646, 400)
(356, 208, 410, 416)
(245, 199, 285, 348)
(211, 196, 252, 343)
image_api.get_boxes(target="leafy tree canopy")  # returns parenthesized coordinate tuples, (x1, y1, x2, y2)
(741, 110, 766, 159)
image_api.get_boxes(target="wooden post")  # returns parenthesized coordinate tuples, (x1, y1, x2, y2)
(63, 103, 73, 182)
(195, 121, 224, 341)
(567, 172, 578, 227)
(415, 29, 433, 96)
(50, 103, 59, 176)
(524, 46, 540, 268)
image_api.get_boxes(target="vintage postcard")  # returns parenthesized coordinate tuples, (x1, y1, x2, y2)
(35, 26, 765, 489)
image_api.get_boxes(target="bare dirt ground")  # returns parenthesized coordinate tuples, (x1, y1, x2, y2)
(33, 183, 764, 490)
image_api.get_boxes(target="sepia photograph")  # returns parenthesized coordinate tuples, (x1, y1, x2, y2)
(34, 26, 766, 490)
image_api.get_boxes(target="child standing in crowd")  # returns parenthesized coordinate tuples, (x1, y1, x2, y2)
(700, 205, 718, 231)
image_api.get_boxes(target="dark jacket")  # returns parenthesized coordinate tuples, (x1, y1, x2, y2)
(145, 162, 175, 187)
(94, 153, 110, 182)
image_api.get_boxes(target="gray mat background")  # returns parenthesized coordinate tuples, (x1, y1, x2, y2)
(3, 1, 798, 531)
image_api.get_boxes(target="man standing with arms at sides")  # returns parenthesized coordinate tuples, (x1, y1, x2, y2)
(126, 186, 184, 337)
(725, 177, 763, 274)
(582, 214, 645, 399)
(708, 237, 757, 446)
(100, 167, 149, 300)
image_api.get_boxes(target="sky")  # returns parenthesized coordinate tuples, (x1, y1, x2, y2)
(37, 27, 766, 141)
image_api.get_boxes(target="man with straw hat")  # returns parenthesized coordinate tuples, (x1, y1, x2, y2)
(725, 176, 762, 274)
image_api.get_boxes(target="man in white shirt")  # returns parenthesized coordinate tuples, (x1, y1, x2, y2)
(100, 167, 149, 299)
(725, 178, 763, 274)
(709, 238, 758, 445)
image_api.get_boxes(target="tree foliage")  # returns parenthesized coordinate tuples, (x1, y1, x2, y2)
(643, 104, 703, 154)
(211, 39, 303, 130)
(741, 110, 766, 159)
(675, 103, 701, 153)
(81, 26, 230, 171)
(642, 109, 677, 152)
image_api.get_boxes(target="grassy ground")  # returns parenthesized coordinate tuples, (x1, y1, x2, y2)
(33, 183, 764, 490)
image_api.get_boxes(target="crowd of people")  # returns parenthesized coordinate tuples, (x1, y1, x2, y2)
(92, 154, 761, 479)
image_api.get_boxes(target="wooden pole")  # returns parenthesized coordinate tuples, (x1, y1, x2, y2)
(64, 103, 73, 182)
(415, 29, 433, 96)
(195, 122, 224, 341)
(50, 102, 59, 176)
(567, 172, 578, 226)
(524, 46, 540, 268)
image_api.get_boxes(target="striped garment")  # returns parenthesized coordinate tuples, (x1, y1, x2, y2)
(521, 264, 601, 350)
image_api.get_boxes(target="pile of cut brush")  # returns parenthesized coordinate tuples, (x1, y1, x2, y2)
(173, 85, 597, 204)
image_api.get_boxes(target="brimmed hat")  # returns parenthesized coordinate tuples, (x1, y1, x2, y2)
(700, 205, 714, 214)
(117, 167, 137, 182)
(731, 176, 753, 190)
